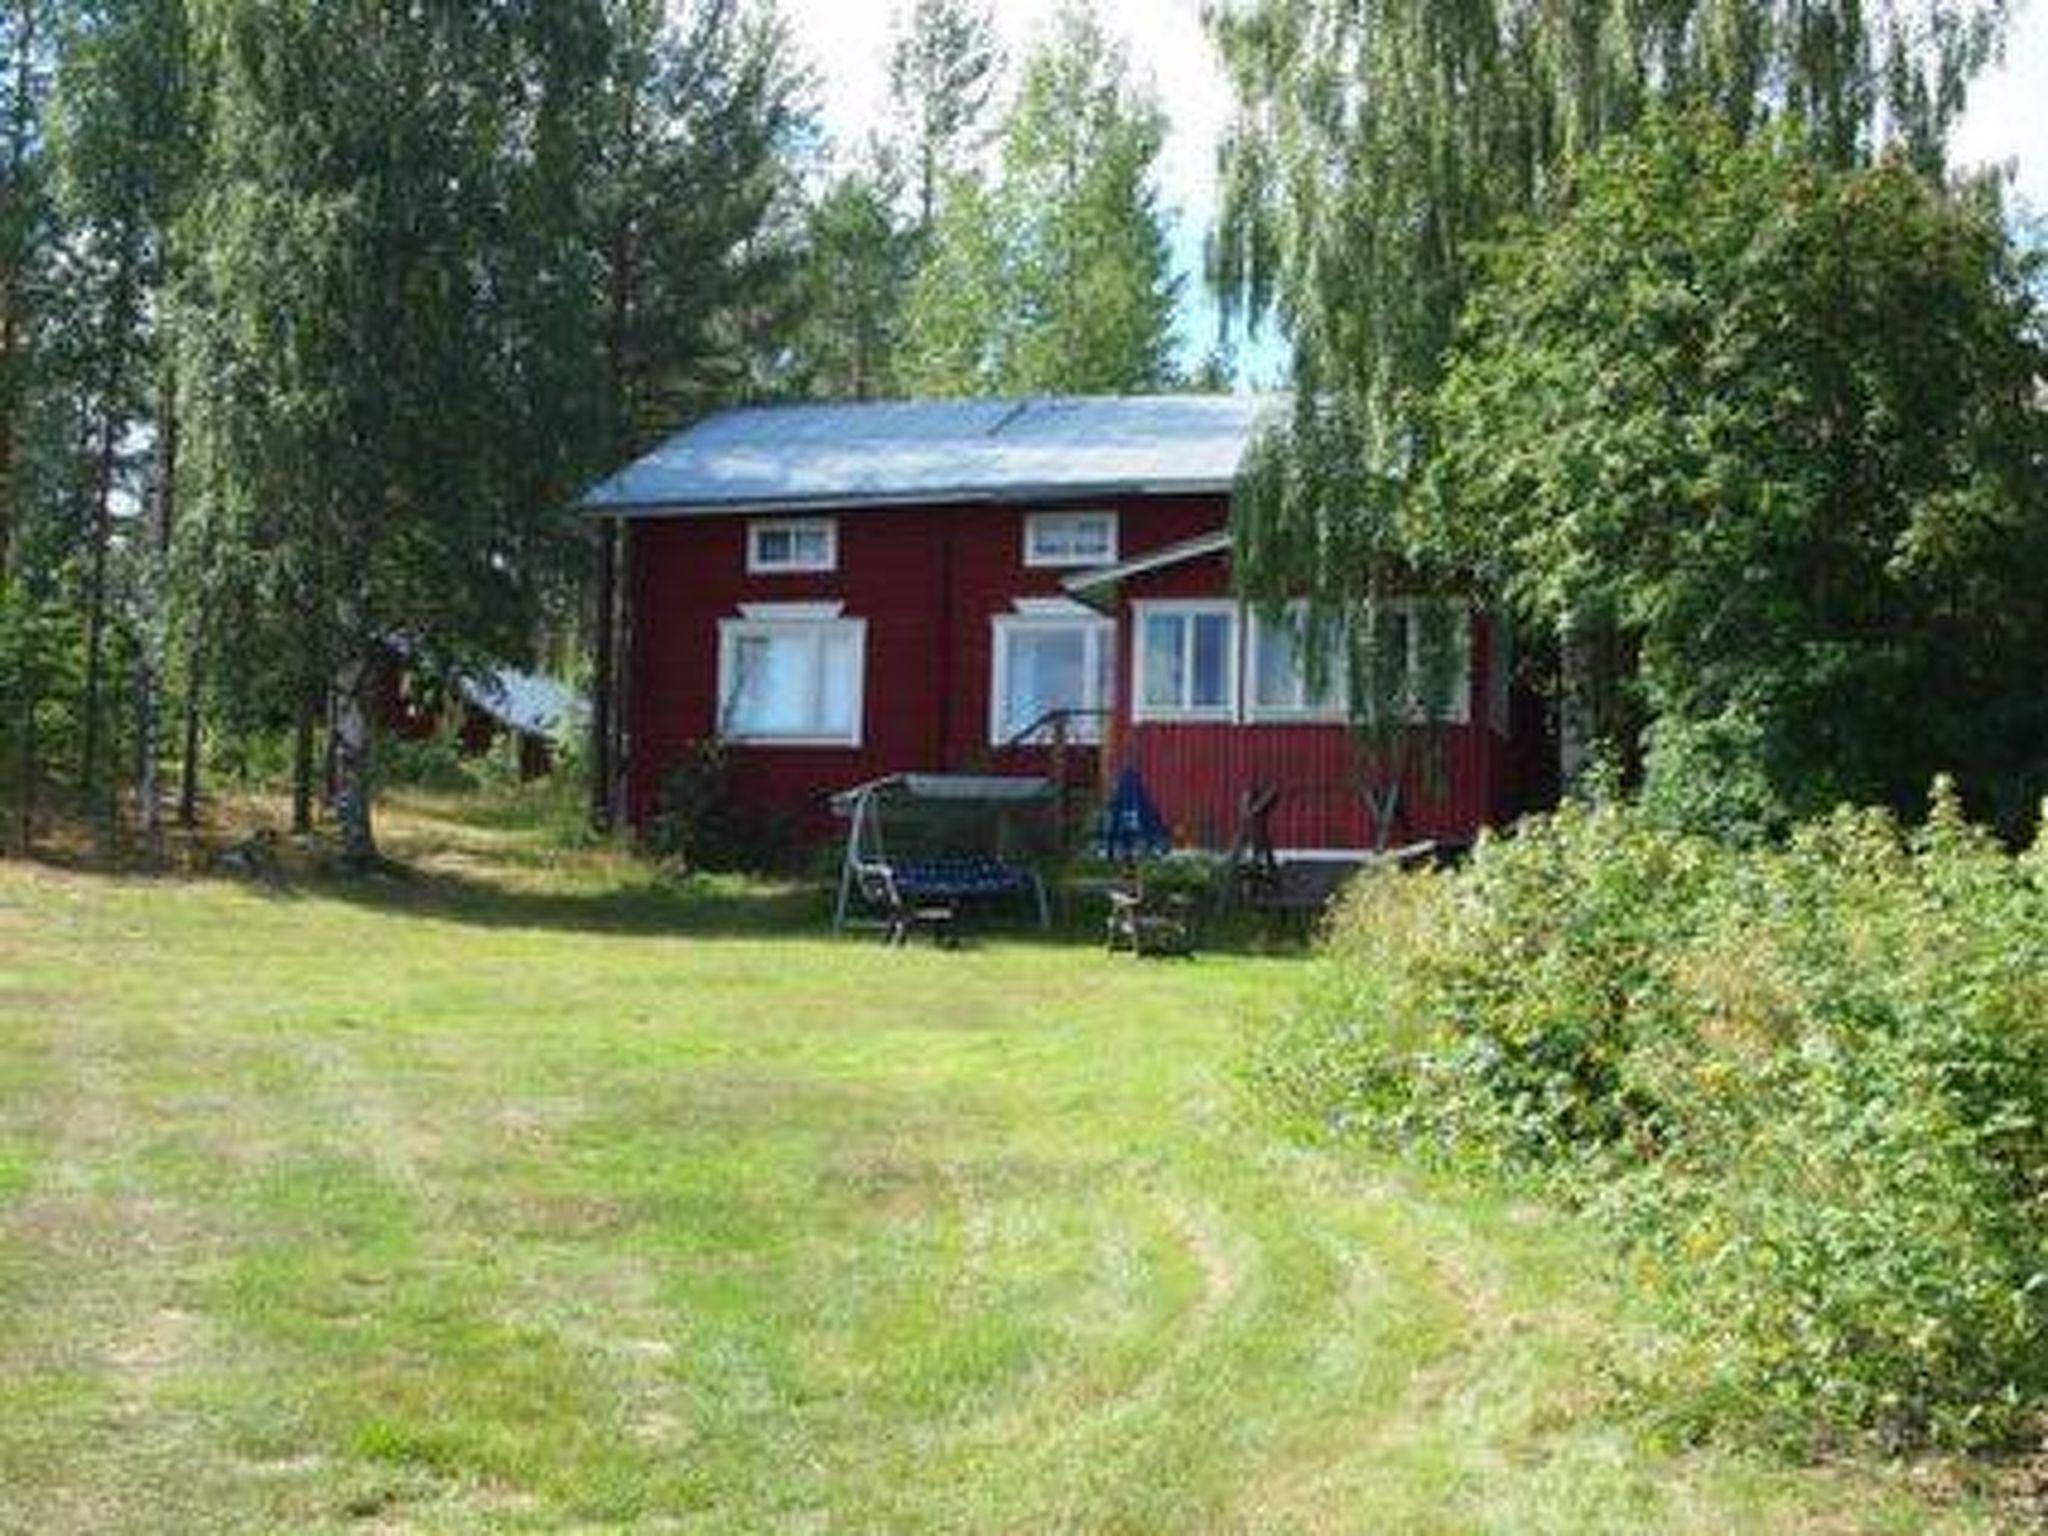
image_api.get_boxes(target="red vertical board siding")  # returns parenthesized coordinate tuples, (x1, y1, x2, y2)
(625, 494, 1223, 834)
(1107, 553, 1507, 850)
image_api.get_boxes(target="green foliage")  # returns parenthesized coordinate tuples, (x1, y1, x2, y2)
(885, 0, 1000, 236)
(379, 736, 481, 795)
(1212, 0, 2012, 738)
(1427, 115, 2048, 837)
(646, 736, 773, 873)
(788, 168, 909, 400)
(1253, 786, 2048, 1450)
(0, 582, 82, 829)
(1635, 708, 1789, 846)
(590, 0, 815, 443)
(899, 0, 1180, 396)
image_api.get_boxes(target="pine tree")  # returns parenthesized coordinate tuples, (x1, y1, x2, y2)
(899, 0, 1179, 397)
(791, 168, 909, 400)
(886, 0, 999, 239)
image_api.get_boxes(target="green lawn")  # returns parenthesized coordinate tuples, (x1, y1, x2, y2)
(0, 793, 2005, 1532)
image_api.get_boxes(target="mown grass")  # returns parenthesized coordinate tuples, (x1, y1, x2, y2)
(0, 788, 2011, 1532)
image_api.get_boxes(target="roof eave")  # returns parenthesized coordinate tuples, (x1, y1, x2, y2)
(1061, 530, 1236, 609)
(578, 478, 1243, 518)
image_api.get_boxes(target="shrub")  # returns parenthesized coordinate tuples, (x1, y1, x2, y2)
(1251, 783, 2048, 1451)
(381, 735, 480, 791)
(646, 739, 803, 874)
(646, 739, 748, 872)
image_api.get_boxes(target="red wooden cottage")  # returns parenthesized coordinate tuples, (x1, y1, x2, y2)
(580, 395, 1551, 854)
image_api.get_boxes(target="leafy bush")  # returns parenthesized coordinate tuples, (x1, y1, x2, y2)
(381, 735, 481, 791)
(647, 739, 802, 874)
(1252, 783, 2048, 1451)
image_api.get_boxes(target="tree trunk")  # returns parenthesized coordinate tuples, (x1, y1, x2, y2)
(329, 654, 377, 867)
(322, 687, 338, 803)
(0, 1, 42, 585)
(79, 410, 118, 815)
(137, 388, 177, 864)
(12, 663, 32, 854)
(134, 646, 159, 858)
(176, 659, 201, 829)
(590, 518, 616, 832)
(291, 683, 316, 835)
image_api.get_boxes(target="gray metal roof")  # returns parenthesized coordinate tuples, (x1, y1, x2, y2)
(578, 394, 1283, 515)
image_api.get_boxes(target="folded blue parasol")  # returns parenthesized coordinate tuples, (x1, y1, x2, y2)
(1098, 766, 1172, 862)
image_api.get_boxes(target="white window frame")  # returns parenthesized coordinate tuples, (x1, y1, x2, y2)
(1358, 598, 1473, 726)
(1023, 510, 1119, 569)
(746, 517, 838, 574)
(1246, 601, 1351, 722)
(715, 614, 866, 747)
(988, 612, 1115, 746)
(1132, 599, 1240, 723)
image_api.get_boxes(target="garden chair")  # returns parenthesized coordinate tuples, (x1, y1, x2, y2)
(853, 861, 959, 948)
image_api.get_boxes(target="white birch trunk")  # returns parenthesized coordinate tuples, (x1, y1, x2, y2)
(330, 654, 377, 867)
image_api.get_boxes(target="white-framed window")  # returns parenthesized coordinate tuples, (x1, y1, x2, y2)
(990, 613, 1114, 745)
(1133, 600, 1238, 721)
(1023, 510, 1118, 568)
(1248, 602, 1349, 720)
(747, 517, 837, 574)
(717, 614, 865, 745)
(1360, 599, 1472, 725)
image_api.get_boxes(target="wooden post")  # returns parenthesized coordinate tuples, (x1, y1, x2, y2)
(1051, 712, 1070, 860)
(590, 517, 617, 833)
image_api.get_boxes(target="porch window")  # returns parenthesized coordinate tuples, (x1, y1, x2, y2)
(747, 517, 837, 574)
(1355, 600, 1473, 724)
(1023, 510, 1117, 568)
(717, 615, 865, 745)
(1249, 603, 1348, 720)
(990, 615, 1113, 745)
(1134, 601, 1237, 721)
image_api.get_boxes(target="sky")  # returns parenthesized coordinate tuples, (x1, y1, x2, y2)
(780, 0, 2048, 382)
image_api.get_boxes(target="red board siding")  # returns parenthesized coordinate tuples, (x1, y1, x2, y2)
(624, 494, 1223, 834)
(624, 493, 1548, 848)
(1122, 722, 1500, 850)
(1104, 551, 1512, 850)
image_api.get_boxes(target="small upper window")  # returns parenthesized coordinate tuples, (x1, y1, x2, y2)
(1024, 511, 1117, 568)
(748, 518, 837, 574)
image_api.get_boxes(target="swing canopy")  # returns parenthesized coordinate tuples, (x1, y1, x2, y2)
(830, 774, 1056, 930)
(828, 774, 1057, 814)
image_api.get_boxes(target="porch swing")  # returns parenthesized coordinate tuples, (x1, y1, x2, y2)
(830, 774, 1055, 939)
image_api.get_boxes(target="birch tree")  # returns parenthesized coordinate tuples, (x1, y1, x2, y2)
(1212, 0, 2012, 768)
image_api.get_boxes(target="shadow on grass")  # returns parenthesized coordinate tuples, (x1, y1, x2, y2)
(272, 861, 835, 940)
(181, 858, 1314, 956)
(9, 789, 1321, 955)
(12, 835, 1324, 953)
